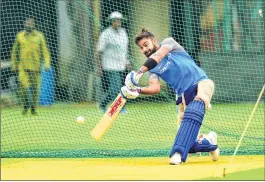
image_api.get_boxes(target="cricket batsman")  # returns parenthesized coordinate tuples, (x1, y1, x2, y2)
(120, 28, 220, 165)
(11, 17, 50, 115)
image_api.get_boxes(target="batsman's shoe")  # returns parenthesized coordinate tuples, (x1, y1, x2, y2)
(169, 152, 182, 165)
(207, 131, 220, 161)
(210, 148, 220, 161)
(207, 131, 217, 144)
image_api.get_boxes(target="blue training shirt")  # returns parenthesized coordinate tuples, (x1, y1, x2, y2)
(149, 37, 208, 97)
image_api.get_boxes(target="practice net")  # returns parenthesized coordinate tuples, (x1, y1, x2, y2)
(1, 0, 264, 157)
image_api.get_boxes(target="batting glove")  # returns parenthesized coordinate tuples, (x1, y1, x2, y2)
(120, 86, 139, 99)
(125, 71, 141, 90)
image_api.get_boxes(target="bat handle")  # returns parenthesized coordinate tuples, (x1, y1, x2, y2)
(136, 72, 143, 80)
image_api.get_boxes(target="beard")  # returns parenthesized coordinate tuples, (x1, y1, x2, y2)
(144, 47, 156, 58)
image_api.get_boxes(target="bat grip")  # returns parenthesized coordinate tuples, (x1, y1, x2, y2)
(136, 72, 143, 80)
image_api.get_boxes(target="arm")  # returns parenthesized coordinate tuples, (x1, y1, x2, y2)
(40, 33, 51, 71)
(125, 37, 179, 89)
(124, 46, 169, 90)
(97, 32, 106, 75)
(139, 74, 160, 95)
(139, 37, 180, 73)
(124, 31, 131, 67)
(96, 52, 103, 75)
(11, 35, 20, 72)
(139, 45, 171, 73)
(121, 74, 160, 99)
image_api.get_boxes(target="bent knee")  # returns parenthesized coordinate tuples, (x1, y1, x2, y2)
(196, 79, 214, 107)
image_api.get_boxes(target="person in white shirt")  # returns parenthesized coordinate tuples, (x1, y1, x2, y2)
(97, 11, 130, 113)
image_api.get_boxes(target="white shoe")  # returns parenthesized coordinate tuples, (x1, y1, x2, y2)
(169, 152, 182, 165)
(207, 131, 220, 161)
(207, 131, 217, 145)
(210, 147, 220, 161)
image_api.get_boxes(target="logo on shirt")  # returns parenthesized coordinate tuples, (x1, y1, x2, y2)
(159, 60, 171, 74)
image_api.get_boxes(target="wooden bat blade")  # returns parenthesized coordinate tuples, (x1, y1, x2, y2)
(90, 93, 126, 141)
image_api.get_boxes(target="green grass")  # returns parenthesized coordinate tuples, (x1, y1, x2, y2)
(1, 102, 264, 157)
(201, 167, 265, 180)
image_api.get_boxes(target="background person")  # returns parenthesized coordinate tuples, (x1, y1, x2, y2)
(11, 17, 51, 115)
(97, 11, 130, 113)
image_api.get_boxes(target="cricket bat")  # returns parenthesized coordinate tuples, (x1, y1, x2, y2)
(90, 93, 127, 141)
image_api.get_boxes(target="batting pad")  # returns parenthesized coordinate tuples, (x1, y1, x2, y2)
(189, 138, 218, 153)
(169, 100, 205, 162)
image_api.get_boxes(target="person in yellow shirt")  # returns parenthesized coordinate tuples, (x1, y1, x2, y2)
(11, 17, 51, 115)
